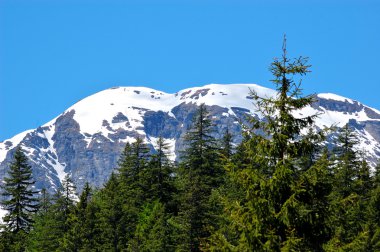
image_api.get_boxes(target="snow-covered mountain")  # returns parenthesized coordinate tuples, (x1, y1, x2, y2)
(1, 83, 380, 195)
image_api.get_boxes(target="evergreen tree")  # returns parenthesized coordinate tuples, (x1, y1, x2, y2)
(119, 137, 150, 204)
(94, 172, 124, 251)
(176, 103, 224, 251)
(207, 37, 328, 251)
(366, 165, 380, 251)
(60, 182, 96, 251)
(119, 137, 151, 249)
(130, 200, 173, 251)
(38, 188, 51, 215)
(28, 175, 76, 251)
(1, 147, 39, 233)
(325, 124, 371, 250)
(295, 148, 333, 250)
(332, 124, 361, 197)
(0, 147, 38, 251)
(27, 192, 59, 252)
(220, 128, 233, 160)
(146, 136, 177, 212)
(60, 174, 77, 223)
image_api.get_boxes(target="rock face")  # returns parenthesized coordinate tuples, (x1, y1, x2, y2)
(1, 84, 380, 194)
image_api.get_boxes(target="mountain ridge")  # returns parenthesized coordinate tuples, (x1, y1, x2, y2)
(1, 83, 380, 196)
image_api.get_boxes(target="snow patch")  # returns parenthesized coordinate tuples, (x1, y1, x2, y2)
(61, 84, 277, 136)
(355, 129, 380, 157)
(147, 136, 177, 161)
(318, 93, 354, 104)
(0, 129, 33, 163)
(43, 124, 67, 182)
(0, 207, 7, 225)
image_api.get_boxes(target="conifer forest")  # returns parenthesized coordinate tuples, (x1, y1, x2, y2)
(1, 45, 380, 251)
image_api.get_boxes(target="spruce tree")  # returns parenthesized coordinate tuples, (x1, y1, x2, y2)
(146, 136, 176, 212)
(130, 200, 173, 251)
(119, 137, 151, 249)
(220, 128, 233, 160)
(60, 182, 95, 251)
(207, 37, 327, 251)
(60, 174, 77, 223)
(49, 178, 77, 250)
(366, 164, 380, 251)
(94, 172, 124, 251)
(332, 124, 361, 197)
(176, 103, 224, 251)
(0, 147, 38, 251)
(27, 191, 58, 252)
(1, 147, 39, 233)
(325, 124, 371, 250)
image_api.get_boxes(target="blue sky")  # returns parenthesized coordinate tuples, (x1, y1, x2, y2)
(0, 0, 379, 141)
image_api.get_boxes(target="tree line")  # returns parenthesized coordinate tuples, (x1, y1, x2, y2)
(1, 44, 380, 251)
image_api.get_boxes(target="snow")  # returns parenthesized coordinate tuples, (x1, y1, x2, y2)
(355, 129, 380, 157)
(0, 207, 7, 224)
(43, 124, 67, 182)
(118, 136, 139, 144)
(0, 129, 33, 163)
(148, 136, 177, 161)
(178, 84, 276, 110)
(0, 123, 68, 185)
(66, 86, 178, 135)
(308, 106, 380, 130)
(318, 93, 354, 104)
(58, 84, 277, 137)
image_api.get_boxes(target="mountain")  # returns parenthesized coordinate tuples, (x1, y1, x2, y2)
(1, 84, 380, 195)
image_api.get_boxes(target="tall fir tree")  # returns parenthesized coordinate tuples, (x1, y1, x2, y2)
(365, 162, 380, 251)
(0, 147, 38, 251)
(207, 37, 329, 251)
(145, 136, 177, 212)
(27, 190, 59, 252)
(60, 182, 96, 251)
(220, 128, 233, 161)
(325, 124, 370, 250)
(124, 137, 178, 251)
(332, 124, 361, 197)
(94, 172, 124, 251)
(119, 137, 151, 249)
(130, 200, 173, 251)
(175, 103, 224, 251)
(1, 147, 39, 233)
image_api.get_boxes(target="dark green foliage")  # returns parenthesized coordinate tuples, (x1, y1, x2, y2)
(175, 104, 225, 251)
(26, 175, 77, 252)
(206, 38, 331, 251)
(60, 174, 77, 223)
(332, 124, 361, 197)
(0, 147, 38, 251)
(94, 172, 124, 251)
(27, 203, 60, 251)
(294, 148, 333, 250)
(118, 137, 151, 249)
(60, 182, 97, 251)
(220, 128, 233, 160)
(130, 200, 174, 251)
(324, 124, 376, 251)
(145, 136, 177, 212)
(1, 147, 39, 233)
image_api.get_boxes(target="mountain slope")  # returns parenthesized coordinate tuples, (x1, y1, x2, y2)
(1, 83, 380, 196)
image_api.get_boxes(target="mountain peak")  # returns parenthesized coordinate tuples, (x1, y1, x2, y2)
(1, 83, 380, 199)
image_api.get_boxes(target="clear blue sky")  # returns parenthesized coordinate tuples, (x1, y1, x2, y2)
(0, 0, 379, 141)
